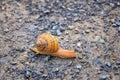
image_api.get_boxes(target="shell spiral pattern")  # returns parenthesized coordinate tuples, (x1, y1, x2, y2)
(36, 33, 59, 53)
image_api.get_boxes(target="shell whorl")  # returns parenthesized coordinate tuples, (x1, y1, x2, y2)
(36, 33, 59, 53)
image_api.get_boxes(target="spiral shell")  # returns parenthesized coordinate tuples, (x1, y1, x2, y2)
(36, 33, 59, 53)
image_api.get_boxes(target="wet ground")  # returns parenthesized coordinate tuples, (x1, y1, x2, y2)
(0, 0, 120, 80)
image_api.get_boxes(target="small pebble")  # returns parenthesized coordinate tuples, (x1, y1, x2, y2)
(115, 20, 120, 26)
(44, 56, 51, 62)
(17, 70, 26, 74)
(106, 62, 111, 67)
(93, 58, 102, 65)
(11, 1, 21, 7)
(0, 57, 8, 65)
(85, 29, 90, 33)
(29, 25, 38, 31)
(67, 61, 72, 66)
(42, 74, 47, 77)
(74, 69, 80, 73)
(31, 72, 39, 78)
(25, 70, 31, 78)
(39, 68, 44, 73)
(101, 64, 111, 72)
(99, 75, 111, 80)
(94, 36, 101, 41)
(42, 7, 50, 14)
(99, 39, 105, 44)
(109, 3, 115, 7)
(113, 65, 118, 71)
(48, 72, 53, 79)
(54, 68, 59, 72)
(68, 25, 74, 30)
(3, 28, 9, 33)
(56, 29, 62, 36)
(12, 66, 17, 71)
(116, 60, 120, 65)
(10, 61, 17, 65)
(76, 64, 82, 69)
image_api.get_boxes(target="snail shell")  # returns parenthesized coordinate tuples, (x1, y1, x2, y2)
(30, 33, 77, 58)
(36, 33, 59, 53)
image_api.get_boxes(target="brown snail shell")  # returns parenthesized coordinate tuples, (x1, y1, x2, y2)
(30, 33, 77, 58)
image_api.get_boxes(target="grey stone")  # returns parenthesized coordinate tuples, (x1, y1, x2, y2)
(10, 61, 17, 65)
(3, 28, 9, 33)
(25, 70, 31, 78)
(76, 64, 82, 69)
(0, 57, 8, 65)
(99, 39, 105, 44)
(116, 60, 120, 65)
(29, 25, 38, 31)
(99, 75, 109, 80)
(68, 25, 74, 30)
(85, 29, 90, 33)
(12, 66, 17, 71)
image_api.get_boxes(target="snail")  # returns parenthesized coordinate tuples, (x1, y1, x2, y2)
(30, 33, 77, 58)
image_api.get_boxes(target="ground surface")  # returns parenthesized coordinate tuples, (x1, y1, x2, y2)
(0, 0, 120, 80)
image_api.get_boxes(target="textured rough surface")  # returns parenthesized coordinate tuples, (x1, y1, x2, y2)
(0, 0, 120, 80)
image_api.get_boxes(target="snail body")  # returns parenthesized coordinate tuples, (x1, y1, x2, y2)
(30, 33, 76, 58)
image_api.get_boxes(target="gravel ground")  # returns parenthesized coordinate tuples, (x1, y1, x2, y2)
(0, 0, 120, 80)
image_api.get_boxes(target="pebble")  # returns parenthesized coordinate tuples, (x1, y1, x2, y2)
(31, 72, 39, 78)
(43, 56, 51, 62)
(94, 67, 101, 73)
(99, 75, 111, 80)
(94, 36, 101, 42)
(17, 70, 26, 74)
(85, 29, 90, 33)
(56, 29, 62, 36)
(29, 25, 38, 31)
(41, 7, 51, 14)
(76, 64, 82, 69)
(93, 58, 102, 65)
(104, 25, 109, 33)
(54, 68, 59, 72)
(109, 3, 115, 7)
(99, 39, 105, 44)
(48, 72, 53, 79)
(74, 69, 80, 73)
(15, 25, 21, 30)
(113, 65, 118, 71)
(76, 42, 82, 47)
(113, 71, 119, 75)
(68, 25, 74, 30)
(67, 61, 72, 66)
(42, 74, 47, 77)
(12, 66, 17, 71)
(115, 20, 120, 26)
(113, 65, 119, 75)
(118, 27, 120, 34)
(100, 64, 111, 72)
(106, 62, 111, 67)
(39, 68, 44, 73)
(11, 1, 21, 7)
(59, 26, 65, 32)
(24, 70, 31, 78)
(14, 46, 25, 52)
(30, 58, 35, 62)
(116, 60, 120, 65)
(0, 57, 8, 65)
(10, 61, 17, 65)
(3, 28, 9, 33)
